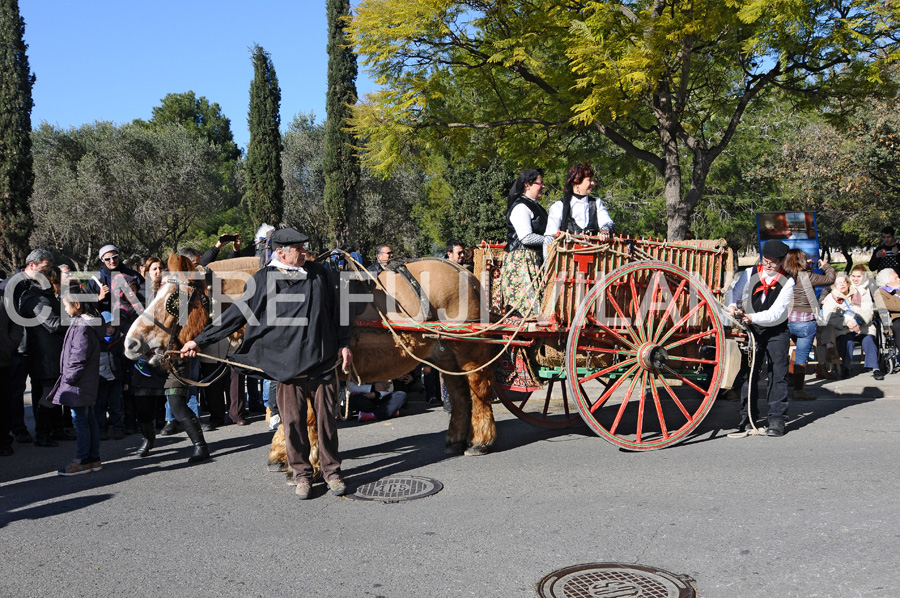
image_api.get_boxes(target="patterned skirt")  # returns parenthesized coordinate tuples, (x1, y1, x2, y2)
(500, 248, 543, 317)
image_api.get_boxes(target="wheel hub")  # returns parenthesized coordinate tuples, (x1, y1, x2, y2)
(637, 343, 668, 370)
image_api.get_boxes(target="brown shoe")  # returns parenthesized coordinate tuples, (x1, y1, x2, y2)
(815, 366, 838, 380)
(294, 479, 311, 499)
(327, 477, 347, 496)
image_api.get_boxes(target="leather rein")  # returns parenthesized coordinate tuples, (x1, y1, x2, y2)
(147, 275, 235, 388)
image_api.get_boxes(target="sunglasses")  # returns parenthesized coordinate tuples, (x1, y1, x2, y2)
(102, 255, 119, 262)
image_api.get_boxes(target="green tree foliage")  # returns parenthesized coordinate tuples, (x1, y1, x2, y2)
(282, 112, 428, 259)
(30, 122, 229, 267)
(283, 113, 328, 248)
(323, 0, 360, 246)
(349, 0, 900, 240)
(0, 0, 35, 271)
(245, 44, 284, 228)
(137, 91, 241, 162)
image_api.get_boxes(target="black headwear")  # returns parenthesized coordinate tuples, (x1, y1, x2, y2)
(507, 169, 543, 208)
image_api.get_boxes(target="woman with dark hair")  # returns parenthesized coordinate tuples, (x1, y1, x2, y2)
(782, 248, 835, 398)
(501, 168, 548, 317)
(545, 163, 614, 240)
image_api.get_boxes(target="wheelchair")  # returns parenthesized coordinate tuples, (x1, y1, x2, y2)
(874, 303, 900, 375)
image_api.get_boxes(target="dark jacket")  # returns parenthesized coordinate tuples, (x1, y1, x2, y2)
(87, 263, 143, 314)
(0, 270, 36, 356)
(869, 244, 900, 274)
(193, 260, 350, 382)
(130, 359, 168, 394)
(20, 284, 65, 380)
(48, 315, 103, 408)
(99, 331, 127, 381)
(0, 294, 23, 367)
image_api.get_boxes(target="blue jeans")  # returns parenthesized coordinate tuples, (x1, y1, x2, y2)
(837, 332, 879, 370)
(164, 358, 200, 421)
(71, 405, 100, 463)
(165, 393, 199, 422)
(95, 379, 124, 430)
(788, 320, 818, 366)
(262, 379, 275, 408)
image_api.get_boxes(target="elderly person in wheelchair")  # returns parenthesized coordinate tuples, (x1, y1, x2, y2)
(875, 269, 900, 355)
(822, 273, 882, 380)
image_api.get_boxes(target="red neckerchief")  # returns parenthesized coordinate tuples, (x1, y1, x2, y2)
(753, 264, 783, 296)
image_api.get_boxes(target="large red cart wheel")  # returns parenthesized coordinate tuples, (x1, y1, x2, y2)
(565, 261, 725, 450)
(494, 376, 582, 429)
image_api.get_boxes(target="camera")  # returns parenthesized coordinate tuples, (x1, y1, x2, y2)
(219, 234, 238, 243)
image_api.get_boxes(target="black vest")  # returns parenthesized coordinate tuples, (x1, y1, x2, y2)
(561, 195, 600, 235)
(505, 196, 548, 252)
(748, 271, 788, 335)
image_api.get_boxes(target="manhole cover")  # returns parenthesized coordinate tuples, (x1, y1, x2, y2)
(538, 563, 696, 598)
(349, 475, 442, 503)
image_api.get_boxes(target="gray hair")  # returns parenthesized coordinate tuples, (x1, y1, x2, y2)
(876, 269, 896, 287)
(25, 249, 53, 267)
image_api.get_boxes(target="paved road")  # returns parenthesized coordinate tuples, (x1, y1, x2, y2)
(2, 372, 898, 598)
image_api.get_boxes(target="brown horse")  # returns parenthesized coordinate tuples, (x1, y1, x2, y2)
(124, 253, 499, 467)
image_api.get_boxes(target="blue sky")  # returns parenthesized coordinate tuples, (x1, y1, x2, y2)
(20, 0, 375, 151)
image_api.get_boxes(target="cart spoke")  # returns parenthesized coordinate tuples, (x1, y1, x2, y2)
(643, 271, 664, 345)
(628, 274, 647, 344)
(579, 357, 639, 383)
(610, 365, 644, 435)
(664, 328, 717, 351)
(666, 355, 718, 365)
(656, 299, 710, 346)
(588, 362, 640, 415)
(578, 345, 637, 356)
(659, 364, 709, 395)
(648, 372, 670, 439)
(604, 288, 644, 347)
(656, 374, 693, 420)
(651, 278, 688, 344)
(635, 370, 649, 443)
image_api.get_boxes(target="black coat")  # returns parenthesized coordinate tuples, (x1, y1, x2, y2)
(20, 285, 65, 379)
(193, 261, 350, 382)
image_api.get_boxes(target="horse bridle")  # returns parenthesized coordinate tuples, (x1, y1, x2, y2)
(147, 276, 227, 388)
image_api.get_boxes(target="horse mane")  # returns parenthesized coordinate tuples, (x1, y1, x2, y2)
(164, 252, 210, 345)
(168, 252, 194, 273)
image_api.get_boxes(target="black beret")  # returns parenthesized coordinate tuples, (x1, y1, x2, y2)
(761, 239, 789, 261)
(270, 228, 309, 249)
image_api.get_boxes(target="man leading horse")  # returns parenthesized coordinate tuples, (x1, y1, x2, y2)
(180, 228, 353, 500)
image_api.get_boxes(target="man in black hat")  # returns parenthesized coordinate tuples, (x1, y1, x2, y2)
(181, 227, 353, 499)
(726, 239, 795, 437)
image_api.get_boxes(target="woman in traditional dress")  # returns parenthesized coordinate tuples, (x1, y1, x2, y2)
(500, 169, 548, 317)
(545, 163, 614, 240)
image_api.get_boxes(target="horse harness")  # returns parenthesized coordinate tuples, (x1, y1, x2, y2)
(151, 275, 231, 389)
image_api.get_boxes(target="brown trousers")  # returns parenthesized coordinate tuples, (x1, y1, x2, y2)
(276, 376, 341, 483)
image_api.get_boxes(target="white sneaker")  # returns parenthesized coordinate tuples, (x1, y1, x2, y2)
(269, 414, 280, 431)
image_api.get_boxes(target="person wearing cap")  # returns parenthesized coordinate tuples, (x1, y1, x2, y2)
(726, 239, 796, 438)
(181, 227, 353, 499)
(87, 244, 143, 316)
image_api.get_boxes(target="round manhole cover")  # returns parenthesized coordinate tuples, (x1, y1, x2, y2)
(538, 563, 696, 598)
(349, 475, 442, 503)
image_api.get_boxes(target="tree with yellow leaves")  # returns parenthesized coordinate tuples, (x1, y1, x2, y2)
(350, 0, 900, 239)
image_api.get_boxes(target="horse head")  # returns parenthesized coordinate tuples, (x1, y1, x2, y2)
(124, 252, 211, 365)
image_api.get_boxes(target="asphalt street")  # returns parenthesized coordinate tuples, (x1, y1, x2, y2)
(2, 370, 898, 598)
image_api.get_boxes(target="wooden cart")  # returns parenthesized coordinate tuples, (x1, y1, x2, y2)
(468, 234, 742, 451)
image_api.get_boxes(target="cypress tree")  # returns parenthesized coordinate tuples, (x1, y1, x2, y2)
(323, 0, 359, 246)
(244, 44, 283, 227)
(0, 0, 35, 271)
